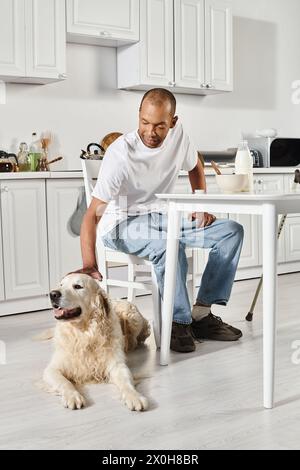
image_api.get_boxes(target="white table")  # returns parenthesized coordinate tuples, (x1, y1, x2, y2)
(156, 191, 300, 409)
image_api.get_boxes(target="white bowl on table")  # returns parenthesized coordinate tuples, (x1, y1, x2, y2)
(215, 174, 248, 194)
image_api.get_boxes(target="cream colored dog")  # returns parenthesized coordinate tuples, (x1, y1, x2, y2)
(43, 273, 150, 411)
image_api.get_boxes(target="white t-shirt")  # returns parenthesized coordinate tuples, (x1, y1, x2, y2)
(92, 121, 198, 236)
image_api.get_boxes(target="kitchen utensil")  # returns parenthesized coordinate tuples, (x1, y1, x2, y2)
(210, 160, 222, 175)
(46, 156, 63, 167)
(0, 151, 18, 172)
(36, 156, 63, 171)
(36, 157, 48, 171)
(87, 143, 104, 155)
(80, 143, 105, 160)
(41, 131, 52, 152)
(17, 142, 30, 171)
(215, 174, 248, 193)
(68, 187, 87, 236)
(250, 149, 263, 168)
(100, 132, 122, 151)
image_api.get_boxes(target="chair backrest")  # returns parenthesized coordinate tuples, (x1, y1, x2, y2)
(81, 159, 107, 262)
(81, 159, 102, 206)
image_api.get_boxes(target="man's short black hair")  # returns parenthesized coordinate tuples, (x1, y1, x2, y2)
(139, 88, 177, 116)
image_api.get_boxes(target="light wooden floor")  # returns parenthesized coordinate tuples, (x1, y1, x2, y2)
(1, 273, 300, 450)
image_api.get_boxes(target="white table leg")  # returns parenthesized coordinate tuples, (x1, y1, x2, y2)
(160, 203, 182, 366)
(262, 203, 278, 409)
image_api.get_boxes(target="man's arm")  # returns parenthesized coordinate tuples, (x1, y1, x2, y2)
(188, 158, 207, 192)
(188, 157, 216, 228)
(79, 197, 107, 279)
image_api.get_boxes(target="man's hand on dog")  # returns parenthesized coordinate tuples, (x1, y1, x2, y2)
(188, 212, 216, 228)
(73, 266, 103, 281)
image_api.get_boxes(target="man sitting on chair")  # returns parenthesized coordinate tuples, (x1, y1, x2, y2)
(79, 88, 244, 353)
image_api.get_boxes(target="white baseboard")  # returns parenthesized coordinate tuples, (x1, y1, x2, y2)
(0, 295, 51, 317)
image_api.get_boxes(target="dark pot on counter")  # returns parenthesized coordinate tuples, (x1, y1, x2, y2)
(0, 151, 18, 172)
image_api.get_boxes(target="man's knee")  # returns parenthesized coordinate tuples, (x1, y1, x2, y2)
(149, 239, 187, 264)
(148, 239, 167, 262)
(227, 219, 244, 240)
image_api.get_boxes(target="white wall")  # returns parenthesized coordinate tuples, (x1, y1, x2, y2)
(0, 0, 300, 170)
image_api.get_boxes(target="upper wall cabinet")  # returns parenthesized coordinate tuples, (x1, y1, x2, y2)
(0, 0, 26, 78)
(66, 0, 140, 47)
(205, 0, 233, 91)
(117, 0, 233, 95)
(0, 0, 66, 84)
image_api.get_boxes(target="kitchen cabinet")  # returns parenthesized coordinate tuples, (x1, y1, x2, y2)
(117, 0, 233, 94)
(0, 170, 299, 316)
(0, 180, 49, 300)
(0, 174, 84, 316)
(66, 0, 140, 46)
(283, 174, 300, 263)
(204, 0, 233, 91)
(229, 174, 286, 277)
(195, 176, 227, 280)
(174, 0, 205, 89)
(256, 174, 285, 264)
(230, 213, 260, 268)
(47, 179, 85, 287)
(178, 171, 300, 282)
(285, 173, 300, 216)
(0, 0, 66, 83)
(284, 217, 300, 262)
(0, 0, 26, 78)
(0, 196, 4, 302)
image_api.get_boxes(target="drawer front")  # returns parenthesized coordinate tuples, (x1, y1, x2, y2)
(254, 174, 285, 193)
(284, 216, 300, 262)
(285, 174, 300, 217)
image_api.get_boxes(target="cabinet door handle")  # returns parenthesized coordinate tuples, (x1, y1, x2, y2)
(58, 73, 67, 79)
(2, 186, 9, 192)
(206, 84, 215, 89)
(99, 31, 111, 37)
(168, 81, 176, 87)
(200, 84, 206, 88)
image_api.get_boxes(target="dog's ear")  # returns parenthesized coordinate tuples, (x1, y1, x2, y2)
(93, 284, 111, 317)
(101, 293, 111, 317)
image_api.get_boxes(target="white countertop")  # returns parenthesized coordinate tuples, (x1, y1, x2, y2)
(0, 167, 298, 180)
(180, 167, 299, 177)
(0, 170, 83, 180)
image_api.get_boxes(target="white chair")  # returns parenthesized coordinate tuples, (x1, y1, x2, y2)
(81, 159, 197, 352)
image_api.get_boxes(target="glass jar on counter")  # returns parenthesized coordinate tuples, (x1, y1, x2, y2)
(17, 142, 30, 171)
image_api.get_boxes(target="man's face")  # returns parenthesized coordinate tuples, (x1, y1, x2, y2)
(138, 100, 178, 148)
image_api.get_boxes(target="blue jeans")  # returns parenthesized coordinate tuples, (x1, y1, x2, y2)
(102, 213, 244, 325)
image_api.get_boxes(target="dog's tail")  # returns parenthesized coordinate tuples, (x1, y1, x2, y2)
(33, 328, 54, 342)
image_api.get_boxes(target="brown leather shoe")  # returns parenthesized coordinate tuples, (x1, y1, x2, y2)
(170, 322, 196, 353)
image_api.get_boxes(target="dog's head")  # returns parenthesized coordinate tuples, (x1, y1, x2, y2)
(49, 273, 110, 324)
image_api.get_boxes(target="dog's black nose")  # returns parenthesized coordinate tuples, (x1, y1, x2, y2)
(50, 290, 61, 301)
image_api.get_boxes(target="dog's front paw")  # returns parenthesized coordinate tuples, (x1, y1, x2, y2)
(123, 392, 148, 412)
(62, 391, 85, 410)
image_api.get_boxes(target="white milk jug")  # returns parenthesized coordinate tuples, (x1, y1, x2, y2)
(235, 140, 254, 192)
